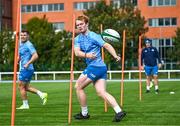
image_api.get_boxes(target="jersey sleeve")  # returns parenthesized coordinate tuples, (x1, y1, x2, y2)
(74, 36, 80, 48)
(91, 32, 105, 47)
(28, 42, 36, 54)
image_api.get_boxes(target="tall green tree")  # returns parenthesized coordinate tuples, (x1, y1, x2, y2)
(25, 16, 76, 71)
(84, 0, 148, 69)
(0, 29, 14, 71)
(169, 27, 180, 68)
(25, 16, 55, 70)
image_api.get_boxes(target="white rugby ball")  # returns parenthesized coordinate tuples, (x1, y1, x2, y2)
(101, 29, 120, 43)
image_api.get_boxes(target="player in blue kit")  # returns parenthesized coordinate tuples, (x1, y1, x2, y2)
(141, 39, 162, 94)
(73, 15, 126, 122)
(16, 30, 48, 109)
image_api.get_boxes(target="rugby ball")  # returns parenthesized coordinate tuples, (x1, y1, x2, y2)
(101, 29, 120, 43)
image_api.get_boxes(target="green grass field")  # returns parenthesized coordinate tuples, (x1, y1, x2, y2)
(0, 81, 180, 126)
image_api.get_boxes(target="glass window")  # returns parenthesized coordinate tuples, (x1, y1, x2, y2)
(32, 5, 37, 12)
(21, 5, 26, 12)
(132, 0, 137, 6)
(38, 5, 42, 12)
(165, 18, 170, 26)
(171, 0, 176, 5)
(148, 0, 152, 6)
(148, 19, 152, 26)
(54, 4, 58, 11)
(89, 2, 94, 8)
(166, 39, 171, 46)
(158, 18, 164, 26)
(158, 0, 164, 6)
(83, 2, 88, 10)
(59, 4, 64, 10)
(159, 39, 164, 46)
(53, 22, 65, 30)
(26, 5, 31, 12)
(48, 4, 53, 11)
(74, 3, 77, 9)
(165, 0, 170, 5)
(171, 18, 177, 25)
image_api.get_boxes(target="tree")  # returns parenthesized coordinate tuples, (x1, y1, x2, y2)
(0, 29, 14, 71)
(25, 16, 56, 70)
(84, 0, 148, 69)
(169, 27, 180, 68)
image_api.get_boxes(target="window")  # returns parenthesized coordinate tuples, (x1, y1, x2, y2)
(48, 4, 53, 11)
(148, 0, 152, 6)
(165, 39, 171, 46)
(54, 4, 58, 11)
(32, 5, 37, 12)
(165, 0, 170, 5)
(148, 0, 176, 6)
(165, 18, 170, 26)
(53, 22, 65, 30)
(59, 4, 64, 10)
(148, 19, 152, 26)
(157, 38, 174, 69)
(158, 18, 164, 26)
(74, 2, 97, 10)
(148, 18, 177, 27)
(112, 0, 137, 8)
(21, 6, 26, 12)
(38, 5, 42, 12)
(26, 5, 31, 12)
(171, 18, 177, 25)
(171, 0, 176, 5)
(21, 3, 64, 13)
(158, 0, 164, 5)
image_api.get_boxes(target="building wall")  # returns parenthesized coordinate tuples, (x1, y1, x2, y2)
(138, 0, 180, 39)
(12, 0, 180, 38)
(0, 0, 12, 30)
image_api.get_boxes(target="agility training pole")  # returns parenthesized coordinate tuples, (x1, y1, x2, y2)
(138, 35, 142, 101)
(100, 24, 108, 112)
(11, 0, 21, 125)
(68, 14, 75, 124)
(120, 30, 126, 107)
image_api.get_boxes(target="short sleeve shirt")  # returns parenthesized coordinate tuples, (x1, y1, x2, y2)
(19, 41, 36, 70)
(74, 31, 106, 67)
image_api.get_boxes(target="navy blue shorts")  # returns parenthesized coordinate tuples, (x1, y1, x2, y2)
(19, 69, 34, 83)
(82, 65, 107, 81)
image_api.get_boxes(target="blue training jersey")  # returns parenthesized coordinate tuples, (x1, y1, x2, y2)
(74, 31, 106, 67)
(141, 46, 161, 67)
(19, 41, 36, 70)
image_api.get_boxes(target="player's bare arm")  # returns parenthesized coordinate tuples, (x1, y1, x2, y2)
(103, 43, 121, 61)
(24, 52, 38, 68)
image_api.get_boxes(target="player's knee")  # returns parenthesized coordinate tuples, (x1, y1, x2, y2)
(74, 83, 81, 90)
(96, 90, 105, 98)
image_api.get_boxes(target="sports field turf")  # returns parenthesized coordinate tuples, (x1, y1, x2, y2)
(0, 81, 180, 125)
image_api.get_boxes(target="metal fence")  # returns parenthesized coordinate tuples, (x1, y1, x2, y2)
(0, 70, 180, 83)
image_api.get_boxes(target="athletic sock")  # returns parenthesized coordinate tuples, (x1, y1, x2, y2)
(113, 105, 122, 113)
(37, 90, 44, 99)
(155, 85, 158, 90)
(146, 86, 150, 90)
(23, 100, 29, 106)
(81, 106, 88, 116)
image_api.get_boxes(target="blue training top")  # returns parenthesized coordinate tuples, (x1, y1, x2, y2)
(141, 46, 161, 67)
(74, 31, 106, 67)
(19, 40, 36, 70)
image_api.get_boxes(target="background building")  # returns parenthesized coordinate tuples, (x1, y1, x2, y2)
(12, 0, 179, 69)
(0, 0, 12, 31)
